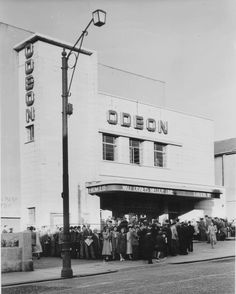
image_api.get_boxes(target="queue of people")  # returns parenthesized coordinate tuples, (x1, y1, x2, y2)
(34, 214, 235, 263)
(1, 215, 235, 262)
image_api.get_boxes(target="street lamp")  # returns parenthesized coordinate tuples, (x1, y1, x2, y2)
(61, 9, 106, 279)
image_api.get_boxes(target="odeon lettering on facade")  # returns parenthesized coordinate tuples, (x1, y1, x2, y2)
(25, 43, 35, 141)
(107, 109, 168, 134)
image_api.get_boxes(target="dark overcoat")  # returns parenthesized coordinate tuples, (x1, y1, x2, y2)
(117, 232, 127, 255)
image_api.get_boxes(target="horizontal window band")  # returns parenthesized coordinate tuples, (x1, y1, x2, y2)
(99, 129, 182, 147)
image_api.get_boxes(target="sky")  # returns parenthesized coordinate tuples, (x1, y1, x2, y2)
(1, 0, 236, 141)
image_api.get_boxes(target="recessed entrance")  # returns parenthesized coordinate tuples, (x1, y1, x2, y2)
(99, 192, 200, 220)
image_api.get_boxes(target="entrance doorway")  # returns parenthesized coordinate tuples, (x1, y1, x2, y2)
(99, 191, 198, 221)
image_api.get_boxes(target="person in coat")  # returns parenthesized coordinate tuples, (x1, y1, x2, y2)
(162, 221, 171, 256)
(207, 221, 217, 248)
(126, 226, 133, 260)
(75, 226, 82, 259)
(143, 227, 155, 264)
(187, 221, 195, 252)
(70, 226, 77, 258)
(92, 228, 101, 259)
(40, 230, 51, 257)
(117, 227, 127, 261)
(178, 222, 188, 255)
(198, 218, 207, 241)
(83, 225, 95, 259)
(155, 230, 166, 260)
(138, 223, 147, 259)
(131, 226, 140, 260)
(58, 227, 64, 258)
(111, 226, 119, 260)
(101, 226, 112, 261)
(170, 221, 178, 256)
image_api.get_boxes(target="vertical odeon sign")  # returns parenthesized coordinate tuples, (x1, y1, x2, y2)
(25, 43, 35, 140)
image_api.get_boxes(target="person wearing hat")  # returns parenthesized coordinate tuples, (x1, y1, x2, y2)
(117, 227, 127, 261)
(111, 226, 119, 260)
(70, 226, 77, 258)
(131, 226, 140, 260)
(138, 223, 147, 259)
(187, 221, 195, 252)
(178, 222, 188, 255)
(143, 227, 155, 264)
(83, 224, 95, 259)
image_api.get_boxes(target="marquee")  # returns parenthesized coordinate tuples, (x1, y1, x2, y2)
(87, 183, 221, 199)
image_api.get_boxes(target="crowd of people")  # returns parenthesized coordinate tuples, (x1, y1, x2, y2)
(35, 215, 235, 263)
(2, 215, 234, 262)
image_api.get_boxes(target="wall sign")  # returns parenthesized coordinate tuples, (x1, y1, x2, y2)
(24, 43, 35, 140)
(107, 110, 168, 134)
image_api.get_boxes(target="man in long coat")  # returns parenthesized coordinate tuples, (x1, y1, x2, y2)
(143, 227, 155, 264)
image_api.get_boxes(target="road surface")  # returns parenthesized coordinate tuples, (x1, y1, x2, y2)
(2, 257, 235, 294)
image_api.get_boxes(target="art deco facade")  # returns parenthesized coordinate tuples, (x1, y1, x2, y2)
(1, 23, 225, 231)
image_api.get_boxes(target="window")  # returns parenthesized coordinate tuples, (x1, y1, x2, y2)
(103, 134, 116, 161)
(130, 139, 142, 164)
(154, 142, 167, 167)
(26, 125, 34, 142)
(28, 207, 36, 226)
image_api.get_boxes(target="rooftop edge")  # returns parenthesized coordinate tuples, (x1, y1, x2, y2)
(13, 33, 93, 56)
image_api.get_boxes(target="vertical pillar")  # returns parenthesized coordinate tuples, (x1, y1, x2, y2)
(21, 232, 33, 271)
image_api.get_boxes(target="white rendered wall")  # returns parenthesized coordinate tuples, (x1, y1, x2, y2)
(1, 24, 32, 231)
(18, 39, 100, 229)
(95, 94, 215, 188)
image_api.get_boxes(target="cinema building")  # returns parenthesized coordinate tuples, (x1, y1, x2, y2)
(1, 23, 225, 231)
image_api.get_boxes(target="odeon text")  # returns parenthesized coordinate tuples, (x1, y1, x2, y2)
(107, 109, 168, 134)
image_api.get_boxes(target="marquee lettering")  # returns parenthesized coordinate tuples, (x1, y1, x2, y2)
(88, 184, 214, 199)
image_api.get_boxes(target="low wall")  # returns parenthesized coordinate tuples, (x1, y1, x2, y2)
(1, 232, 33, 272)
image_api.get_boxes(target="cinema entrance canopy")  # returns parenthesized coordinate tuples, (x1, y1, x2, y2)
(87, 180, 221, 219)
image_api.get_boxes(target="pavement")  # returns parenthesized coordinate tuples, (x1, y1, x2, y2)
(1, 239, 235, 287)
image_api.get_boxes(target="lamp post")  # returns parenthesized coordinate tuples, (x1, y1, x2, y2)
(61, 9, 106, 278)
